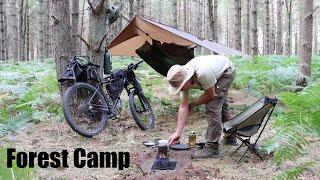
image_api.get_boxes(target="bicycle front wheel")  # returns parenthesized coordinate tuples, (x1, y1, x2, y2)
(63, 82, 108, 137)
(129, 91, 155, 130)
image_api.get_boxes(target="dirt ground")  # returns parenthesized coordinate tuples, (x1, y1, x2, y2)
(1, 90, 319, 179)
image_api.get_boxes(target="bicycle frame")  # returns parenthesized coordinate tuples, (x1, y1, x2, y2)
(86, 61, 144, 119)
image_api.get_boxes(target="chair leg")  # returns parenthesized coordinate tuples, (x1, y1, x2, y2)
(235, 135, 264, 162)
(231, 141, 244, 156)
(237, 147, 249, 164)
(251, 145, 264, 161)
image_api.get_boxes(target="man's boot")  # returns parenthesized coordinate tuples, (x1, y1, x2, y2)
(191, 142, 220, 159)
(223, 135, 238, 146)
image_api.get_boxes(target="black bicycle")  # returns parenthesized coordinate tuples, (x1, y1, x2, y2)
(62, 60, 155, 137)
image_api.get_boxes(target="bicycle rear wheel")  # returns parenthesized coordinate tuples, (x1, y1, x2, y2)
(63, 82, 108, 137)
(129, 91, 155, 130)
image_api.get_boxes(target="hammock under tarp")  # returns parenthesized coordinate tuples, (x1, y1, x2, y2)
(135, 39, 194, 76)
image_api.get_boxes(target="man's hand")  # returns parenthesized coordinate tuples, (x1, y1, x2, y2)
(168, 131, 181, 145)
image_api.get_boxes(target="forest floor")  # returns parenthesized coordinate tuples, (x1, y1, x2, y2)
(1, 56, 320, 179)
(1, 89, 319, 179)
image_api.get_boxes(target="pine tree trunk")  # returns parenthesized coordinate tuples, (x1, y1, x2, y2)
(141, 0, 145, 17)
(80, 0, 85, 54)
(10, 0, 18, 61)
(87, 0, 107, 77)
(263, 0, 270, 55)
(19, 0, 27, 61)
(129, 0, 135, 61)
(136, 0, 144, 16)
(207, 0, 218, 41)
(149, 0, 152, 19)
(129, 0, 134, 19)
(213, 0, 218, 42)
(198, 0, 203, 37)
(4, 0, 8, 60)
(203, 1, 206, 42)
(297, 0, 313, 86)
(29, 11, 35, 60)
(183, 0, 187, 31)
(117, 0, 123, 32)
(25, 0, 29, 60)
(295, 31, 298, 55)
(18, 0, 23, 61)
(208, 0, 213, 39)
(313, 16, 317, 55)
(276, 0, 283, 54)
(226, 9, 229, 46)
(158, 0, 162, 22)
(52, 0, 72, 93)
(251, 0, 258, 61)
(0, 0, 5, 60)
(71, 0, 80, 56)
(187, 0, 191, 33)
(187, 0, 190, 32)
(177, 0, 180, 26)
(270, 1, 275, 54)
(234, 0, 242, 51)
(245, 0, 250, 54)
(45, 0, 52, 58)
(195, 0, 203, 53)
(136, 0, 140, 15)
(38, 0, 45, 61)
(285, 0, 292, 56)
(172, 0, 177, 28)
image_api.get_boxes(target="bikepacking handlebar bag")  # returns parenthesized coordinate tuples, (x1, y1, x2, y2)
(58, 56, 99, 84)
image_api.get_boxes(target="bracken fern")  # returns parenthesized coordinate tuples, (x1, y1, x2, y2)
(263, 83, 320, 165)
(272, 162, 315, 180)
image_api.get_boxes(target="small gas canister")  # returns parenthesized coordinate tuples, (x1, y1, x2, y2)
(189, 131, 197, 147)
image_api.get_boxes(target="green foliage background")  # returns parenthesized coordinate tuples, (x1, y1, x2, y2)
(0, 60, 62, 136)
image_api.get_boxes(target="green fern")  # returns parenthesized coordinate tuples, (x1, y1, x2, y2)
(0, 111, 33, 136)
(272, 162, 315, 180)
(0, 60, 62, 135)
(231, 55, 320, 95)
(0, 147, 35, 180)
(263, 83, 320, 164)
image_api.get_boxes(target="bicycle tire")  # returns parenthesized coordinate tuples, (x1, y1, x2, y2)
(129, 91, 155, 130)
(63, 82, 108, 137)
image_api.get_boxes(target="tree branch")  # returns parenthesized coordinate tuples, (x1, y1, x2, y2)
(87, 0, 106, 14)
(96, 0, 107, 13)
(78, 35, 92, 49)
(305, 5, 319, 19)
(95, 32, 108, 53)
(284, 0, 288, 10)
(87, 0, 97, 14)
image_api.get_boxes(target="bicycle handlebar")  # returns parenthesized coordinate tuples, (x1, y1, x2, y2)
(125, 60, 144, 71)
(103, 60, 144, 83)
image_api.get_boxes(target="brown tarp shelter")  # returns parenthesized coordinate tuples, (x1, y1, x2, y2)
(107, 16, 249, 76)
(108, 16, 249, 58)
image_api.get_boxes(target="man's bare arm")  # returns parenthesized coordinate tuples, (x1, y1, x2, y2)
(190, 86, 216, 107)
(168, 91, 189, 144)
(175, 92, 189, 135)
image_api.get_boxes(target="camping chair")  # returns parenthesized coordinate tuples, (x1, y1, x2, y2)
(223, 96, 278, 163)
